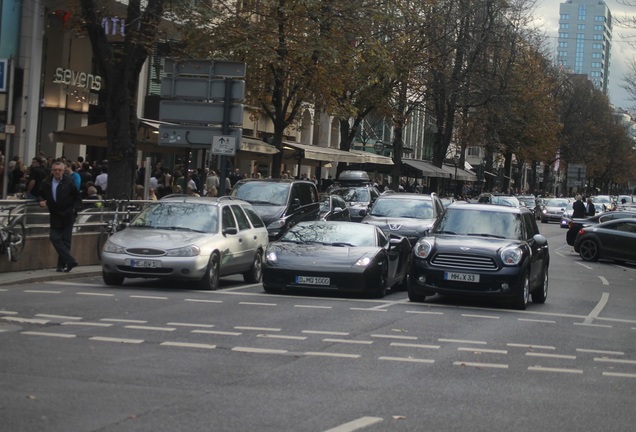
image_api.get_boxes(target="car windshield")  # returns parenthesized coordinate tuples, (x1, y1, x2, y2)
(433, 208, 524, 240)
(592, 196, 611, 204)
(130, 203, 218, 233)
(231, 182, 290, 206)
(491, 196, 520, 207)
(371, 199, 433, 219)
(518, 197, 535, 207)
(329, 187, 370, 203)
(281, 222, 377, 246)
(545, 199, 569, 207)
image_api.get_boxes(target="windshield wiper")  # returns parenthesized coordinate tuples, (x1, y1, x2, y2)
(246, 200, 275, 205)
(466, 233, 505, 239)
(155, 226, 206, 233)
(330, 242, 355, 247)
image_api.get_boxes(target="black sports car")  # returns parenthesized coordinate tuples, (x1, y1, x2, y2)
(573, 219, 636, 263)
(408, 203, 549, 310)
(262, 221, 411, 298)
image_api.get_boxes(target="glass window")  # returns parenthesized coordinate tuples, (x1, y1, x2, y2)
(130, 203, 218, 233)
(243, 207, 265, 228)
(230, 205, 251, 231)
(222, 206, 236, 229)
(434, 208, 524, 240)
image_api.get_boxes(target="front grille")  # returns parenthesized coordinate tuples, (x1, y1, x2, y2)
(431, 253, 497, 270)
(116, 266, 172, 274)
(125, 248, 166, 256)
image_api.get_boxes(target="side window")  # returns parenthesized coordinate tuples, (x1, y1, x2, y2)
(615, 221, 636, 233)
(230, 205, 251, 231)
(290, 184, 300, 204)
(244, 207, 265, 228)
(523, 213, 535, 239)
(370, 188, 379, 201)
(377, 228, 388, 247)
(222, 206, 237, 230)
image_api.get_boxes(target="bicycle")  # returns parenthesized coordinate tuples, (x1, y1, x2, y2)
(0, 205, 27, 262)
(96, 195, 136, 260)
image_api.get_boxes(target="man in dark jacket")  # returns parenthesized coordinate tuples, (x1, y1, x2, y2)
(38, 160, 83, 272)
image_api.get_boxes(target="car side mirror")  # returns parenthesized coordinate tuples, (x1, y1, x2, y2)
(223, 227, 238, 236)
(333, 207, 344, 213)
(359, 209, 367, 217)
(532, 234, 547, 247)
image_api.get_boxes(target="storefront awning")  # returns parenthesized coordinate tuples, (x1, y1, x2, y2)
(402, 159, 450, 178)
(283, 141, 364, 164)
(349, 149, 394, 165)
(240, 137, 279, 154)
(441, 164, 478, 181)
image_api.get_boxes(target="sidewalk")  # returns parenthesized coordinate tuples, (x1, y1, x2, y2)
(0, 265, 103, 286)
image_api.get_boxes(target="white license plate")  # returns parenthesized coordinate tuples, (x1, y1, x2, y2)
(444, 272, 479, 283)
(128, 259, 161, 268)
(296, 276, 330, 286)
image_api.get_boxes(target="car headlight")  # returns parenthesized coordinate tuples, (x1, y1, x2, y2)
(355, 256, 372, 266)
(266, 250, 278, 263)
(267, 219, 286, 230)
(166, 245, 201, 257)
(501, 247, 523, 265)
(413, 239, 433, 258)
(103, 239, 126, 254)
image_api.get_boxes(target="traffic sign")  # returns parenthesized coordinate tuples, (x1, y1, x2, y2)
(212, 136, 237, 156)
(159, 100, 244, 126)
(158, 125, 242, 149)
(161, 78, 245, 101)
(164, 59, 246, 78)
(0, 124, 16, 134)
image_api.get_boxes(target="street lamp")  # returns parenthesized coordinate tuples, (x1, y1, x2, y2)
(374, 140, 384, 155)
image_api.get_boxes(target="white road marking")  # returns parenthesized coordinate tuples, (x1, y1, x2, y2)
(322, 416, 383, 432)
(24, 290, 62, 294)
(3, 317, 49, 324)
(257, 334, 307, 340)
(124, 325, 176, 332)
(223, 284, 262, 291)
(603, 372, 636, 378)
(167, 322, 215, 328)
(36, 314, 81, 320)
(294, 304, 333, 309)
(0, 310, 18, 315)
(577, 348, 624, 356)
(555, 251, 566, 258)
(390, 342, 440, 349)
(184, 299, 222, 303)
(47, 281, 102, 287)
(304, 352, 360, 359)
(101, 318, 147, 323)
(594, 358, 636, 365)
(129, 295, 168, 300)
(77, 292, 115, 297)
(302, 330, 349, 336)
(161, 341, 216, 349)
(526, 352, 576, 360)
(379, 356, 435, 364)
(349, 307, 387, 312)
(323, 338, 373, 345)
(232, 347, 288, 354)
(528, 366, 583, 374)
(461, 314, 500, 320)
(518, 318, 556, 324)
(598, 276, 609, 285)
(235, 326, 281, 332)
(454, 361, 508, 369)
(371, 334, 418, 340)
(439, 338, 487, 345)
(0, 289, 8, 292)
(576, 262, 594, 270)
(62, 322, 112, 327)
(574, 322, 612, 328)
(192, 330, 241, 336)
(22, 331, 76, 338)
(507, 343, 555, 350)
(458, 347, 508, 355)
(406, 310, 444, 315)
(90, 336, 144, 344)
(239, 301, 277, 306)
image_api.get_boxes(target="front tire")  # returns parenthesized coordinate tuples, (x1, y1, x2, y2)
(243, 250, 263, 283)
(8, 219, 26, 262)
(373, 264, 388, 298)
(199, 253, 220, 290)
(512, 273, 530, 310)
(102, 271, 124, 286)
(579, 239, 600, 261)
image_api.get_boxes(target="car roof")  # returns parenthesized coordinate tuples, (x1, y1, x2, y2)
(448, 202, 530, 214)
(234, 178, 315, 185)
(375, 193, 434, 200)
(159, 195, 249, 206)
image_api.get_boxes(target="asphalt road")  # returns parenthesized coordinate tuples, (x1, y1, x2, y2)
(1, 221, 635, 432)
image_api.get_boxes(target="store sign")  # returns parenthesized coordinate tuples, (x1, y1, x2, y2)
(53, 67, 102, 105)
(102, 16, 126, 37)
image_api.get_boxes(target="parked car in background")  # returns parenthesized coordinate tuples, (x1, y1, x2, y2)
(231, 179, 319, 240)
(540, 197, 571, 223)
(560, 202, 604, 228)
(566, 211, 636, 245)
(100, 196, 268, 289)
(573, 219, 636, 263)
(263, 221, 411, 298)
(591, 195, 616, 212)
(361, 193, 444, 246)
(408, 203, 549, 310)
(326, 171, 380, 222)
(477, 193, 521, 208)
(517, 195, 537, 216)
(319, 194, 350, 221)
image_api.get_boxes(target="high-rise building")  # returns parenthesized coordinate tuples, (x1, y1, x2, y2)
(557, 0, 612, 93)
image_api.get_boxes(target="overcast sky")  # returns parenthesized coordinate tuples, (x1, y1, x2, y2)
(533, 0, 636, 110)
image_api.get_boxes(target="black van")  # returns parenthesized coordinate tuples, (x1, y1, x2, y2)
(231, 179, 320, 240)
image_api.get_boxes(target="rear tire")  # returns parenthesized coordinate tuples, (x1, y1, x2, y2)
(579, 239, 600, 261)
(199, 253, 220, 290)
(373, 265, 388, 298)
(102, 272, 124, 286)
(8, 219, 26, 262)
(531, 268, 548, 304)
(243, 250, 263, 283)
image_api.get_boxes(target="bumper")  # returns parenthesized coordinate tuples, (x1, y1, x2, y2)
(101, 252, 210, 280)
(263, 265, 381, 293)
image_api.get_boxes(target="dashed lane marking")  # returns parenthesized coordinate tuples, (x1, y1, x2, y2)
(185, 298, 222, 304)
(439, 338, 487, 345)
(3, 317, 50, 324)
(518, 318, 556, 324)
(576, 262, 594, 270)
(322, 416, 383, 432)
(232, 346, 288, 354)
(294, 305, 333, 309)
(323, 338, 373, 345)
(239, 301, 277, 306)
(22, 331, 76, 338)
(89, 336, 144, 344)
(24, 290, 62, 294)
(35, 314, 81, 320)
(370, 334, 418, 340)
(235, 326, 281, 332)
(257, 334, 307, 340)
(349, 307, 387, 312)
(454, 361, 508, 369)
(458, 347, 508, 355)
(461, 313, 500, 320)
(47, 281, 102, 287)
(379, 356, 435, 364)
(124, 325, 176, 332)
(0, 310, 18, 315)
(161, 341, 216, 349)
(390, 342, 440, 349)
(77, 292, 115, 297)
(62, 322, 112, 327)
(304, 352, 360, 359)
(528, 366, 583, 374)
(599, 276, 609, 285)
(594, 358, 636, 365)
(167, 322, 215, 328)
(603, 372, 636, 378)
(526, 352, 577, 360)
(129, 295, 168, 300)
(302, 330, 349, 336)
(405, 310, 444, 315)
(192, 329, 241, 336)
(101, 318, 147, 323)
(574, 322, 612, 328)
(507, 343, 556, 350)
(577, 348, 624, 355)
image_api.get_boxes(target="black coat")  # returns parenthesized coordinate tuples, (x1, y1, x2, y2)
(38, 174, 83, 229)
(572, 200, 586, 219)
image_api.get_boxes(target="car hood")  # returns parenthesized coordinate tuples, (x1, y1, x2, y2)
(248, 205, 285, 224)
(267, 243, 379, 266)
(110, 227, 214, 249)
(363, 217, 435, 233)
(544, 206, 566, 212)
(430, 234, 522, 253)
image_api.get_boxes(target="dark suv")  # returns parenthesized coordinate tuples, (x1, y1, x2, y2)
(231, 179, 319, 240)
(326, 171, 380, 222)
(408, 203, 549, 310)
(361, 193, 444, 246)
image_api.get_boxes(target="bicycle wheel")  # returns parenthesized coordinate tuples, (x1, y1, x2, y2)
(8, 219, 26, 262)
(96, 227, 110, 261)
